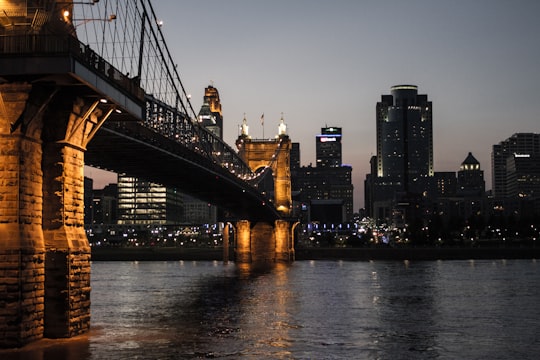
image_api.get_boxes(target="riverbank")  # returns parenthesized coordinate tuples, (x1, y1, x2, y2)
(91, 246, 540, 261)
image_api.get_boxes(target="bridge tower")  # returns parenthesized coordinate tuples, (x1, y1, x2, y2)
(234, 115, 296, 263)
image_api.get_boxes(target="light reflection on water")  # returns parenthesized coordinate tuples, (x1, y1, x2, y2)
(2, 259, 540, 359)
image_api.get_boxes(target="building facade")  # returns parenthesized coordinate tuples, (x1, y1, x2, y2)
(293, 126, 354, 222)
(376, 85, 433, 194)
(492, 133, 540, 198)
(117, 176, 182, 225)
(457, 152, 485, 197)
(367, 85, 433, 223)
(316, 126, 342, 168)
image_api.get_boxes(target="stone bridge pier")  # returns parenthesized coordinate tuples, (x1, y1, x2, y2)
(0, 82, 103, 347)
(233, 219, 296, 264)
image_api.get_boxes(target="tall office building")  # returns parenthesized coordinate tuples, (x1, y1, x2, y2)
(316, 127, 342, 167)
(117, 177, 182, 225)
(376, 85, 433, 193)
(367, 85, 433, 221)
(293, 127, 354, 221)
(492, 133, 540, 198)
(505, 153, 540, 200)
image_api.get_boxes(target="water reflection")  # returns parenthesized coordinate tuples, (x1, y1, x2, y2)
(369, 261, 440, 357)
(1, 260, 539, 359)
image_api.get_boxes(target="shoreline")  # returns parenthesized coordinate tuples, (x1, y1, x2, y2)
(91, 246, 540, 261)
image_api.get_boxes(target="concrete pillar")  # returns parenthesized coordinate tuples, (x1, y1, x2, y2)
(235, 220, 252, 263)
(0, 83, 46, 347)
(41, 96, 91, 338)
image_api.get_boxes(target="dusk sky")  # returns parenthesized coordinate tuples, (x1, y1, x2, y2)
(86, 0, 540, 211)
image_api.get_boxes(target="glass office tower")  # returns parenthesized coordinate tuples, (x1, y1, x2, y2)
(376, 85, 433, 195)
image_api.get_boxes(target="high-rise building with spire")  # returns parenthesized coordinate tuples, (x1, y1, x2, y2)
(198, 85, 223, 138)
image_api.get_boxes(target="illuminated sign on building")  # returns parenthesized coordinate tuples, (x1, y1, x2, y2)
(319, 136, 337, 142)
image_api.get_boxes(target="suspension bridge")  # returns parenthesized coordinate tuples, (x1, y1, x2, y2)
(0, 0, 295, 348)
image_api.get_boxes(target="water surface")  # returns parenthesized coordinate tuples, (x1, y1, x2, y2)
(2, 259, 539, 359)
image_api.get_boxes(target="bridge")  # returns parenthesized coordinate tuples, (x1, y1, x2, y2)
(0, 0, 295, 348)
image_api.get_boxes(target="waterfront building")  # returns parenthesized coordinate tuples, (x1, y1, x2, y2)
(293, 165, 354, 221)
(367, 85, 433, 223)
(376, 85, 433, 194)
(117, 176, 182, 225)
(492, 133, 540, 198)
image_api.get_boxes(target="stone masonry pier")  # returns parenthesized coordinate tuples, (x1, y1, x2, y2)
(1, 83, 92, 347)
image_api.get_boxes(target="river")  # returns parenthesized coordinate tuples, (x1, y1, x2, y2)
(2, 259, 539, 359)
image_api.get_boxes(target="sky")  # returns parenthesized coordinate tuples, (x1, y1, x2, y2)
(86, 0, 540, 211)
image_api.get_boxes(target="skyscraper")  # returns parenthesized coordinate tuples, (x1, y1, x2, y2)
(376, 85, 433, 194)
(316, 127, 342, 168)
(492, 133, 540, 198)
(367, 85, 433, 221)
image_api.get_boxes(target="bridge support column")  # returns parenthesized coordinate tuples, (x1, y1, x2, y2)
(234, 220, 295, 264)
(41, 97, 92, 338)
(0, 83, 46, 347)
(274, 220, 295, 262)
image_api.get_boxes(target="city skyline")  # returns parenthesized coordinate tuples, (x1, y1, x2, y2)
(86, 0, 540, 211)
